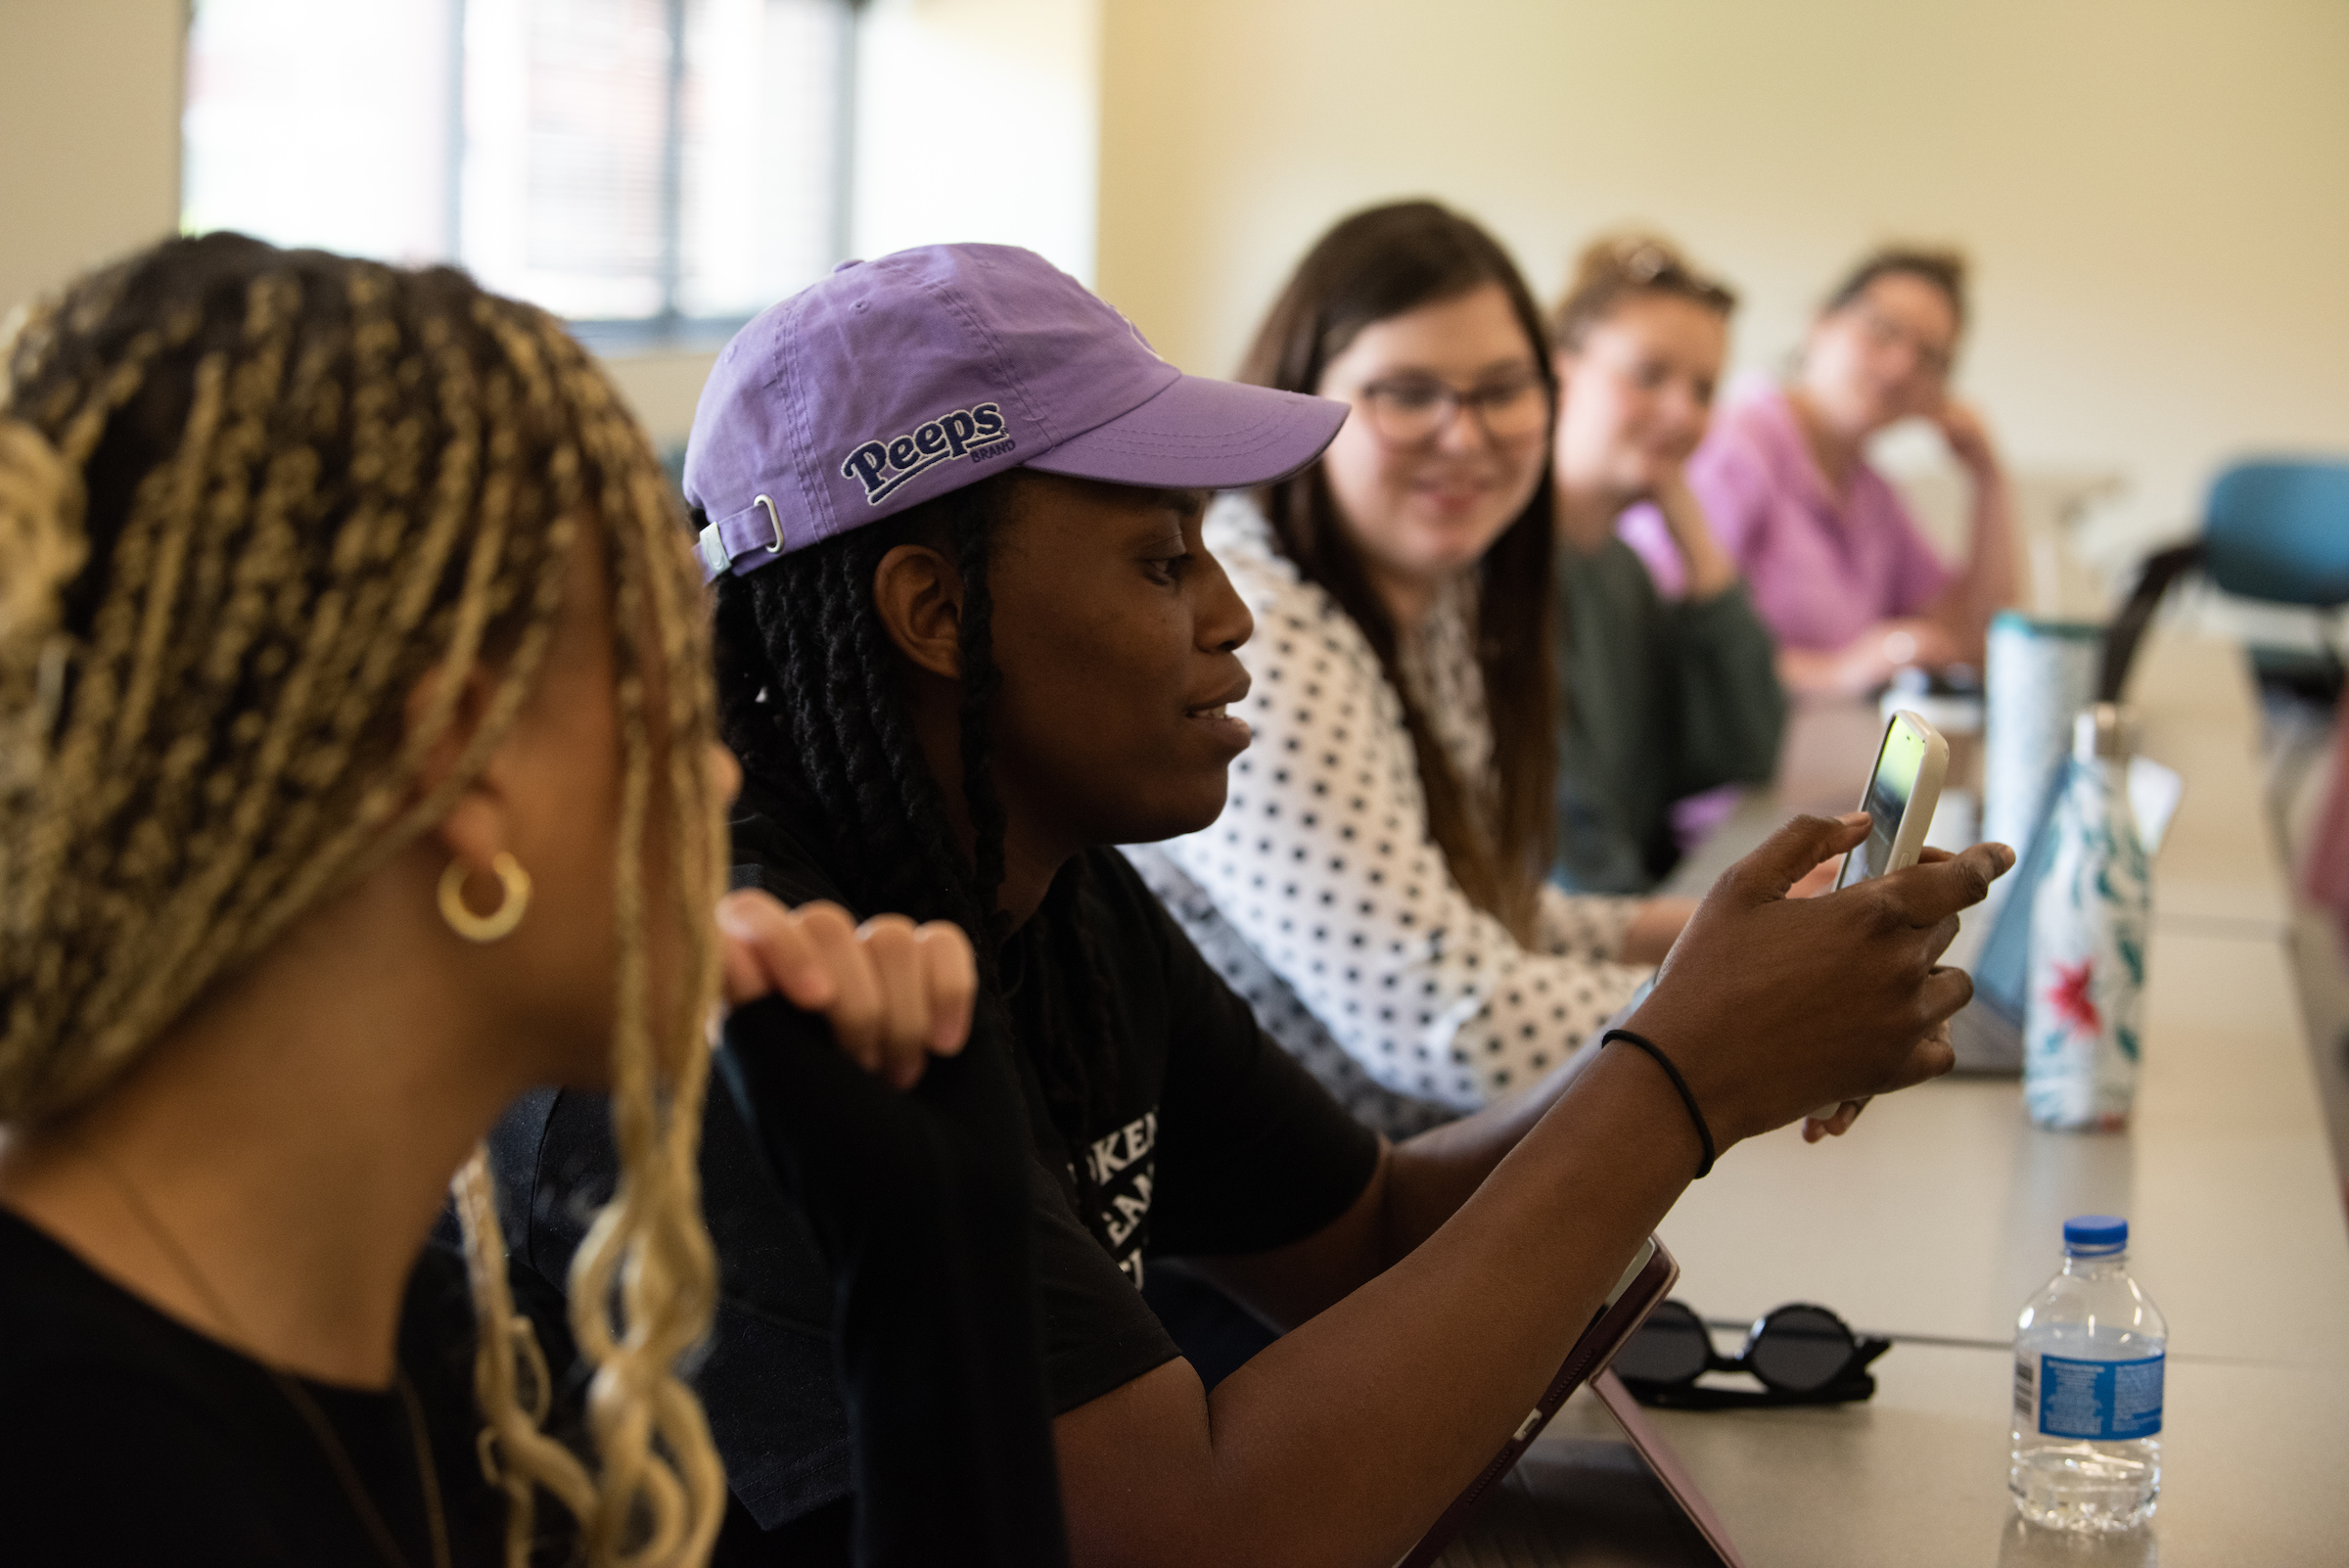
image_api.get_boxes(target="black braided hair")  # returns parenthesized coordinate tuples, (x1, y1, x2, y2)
(710, 472, 1127, 1246)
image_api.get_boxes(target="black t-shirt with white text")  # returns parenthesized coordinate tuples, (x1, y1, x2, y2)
(489, 775, 1383, 1547)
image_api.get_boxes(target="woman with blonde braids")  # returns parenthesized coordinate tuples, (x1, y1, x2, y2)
(0, 234, 1011, 1568)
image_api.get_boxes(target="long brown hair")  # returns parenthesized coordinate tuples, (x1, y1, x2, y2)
(1238, 200, 1556, 943)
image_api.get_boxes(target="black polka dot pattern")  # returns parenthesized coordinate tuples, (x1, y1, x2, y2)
(1131, 498, 1648, 1134)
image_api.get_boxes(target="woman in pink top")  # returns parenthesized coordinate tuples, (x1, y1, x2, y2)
(1635, 248, 2016, 696)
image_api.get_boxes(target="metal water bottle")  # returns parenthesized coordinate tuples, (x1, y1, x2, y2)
(2022, 704, 2149, 1130)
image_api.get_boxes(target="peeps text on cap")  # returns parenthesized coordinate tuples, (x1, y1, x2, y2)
(681, 243, 1348, 582)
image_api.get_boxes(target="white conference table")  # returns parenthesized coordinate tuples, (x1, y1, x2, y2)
(1447, 628, 2349, 1567)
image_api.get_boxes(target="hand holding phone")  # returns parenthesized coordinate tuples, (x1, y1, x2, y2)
(1813, 712, 1950, 1120)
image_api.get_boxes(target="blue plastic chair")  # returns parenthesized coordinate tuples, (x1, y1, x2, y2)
(2100, 457, 2349, 700)
(2093, 458, 2349, 840)
(2204, 460, 2349, 607)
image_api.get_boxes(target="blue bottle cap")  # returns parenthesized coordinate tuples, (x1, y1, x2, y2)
(2064, 1215, 2129, 1255)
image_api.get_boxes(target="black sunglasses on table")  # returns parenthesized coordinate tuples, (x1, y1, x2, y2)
(1610, 1300, 1890, 1409)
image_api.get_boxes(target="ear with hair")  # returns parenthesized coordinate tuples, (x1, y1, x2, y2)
(869, 540, 966, 680)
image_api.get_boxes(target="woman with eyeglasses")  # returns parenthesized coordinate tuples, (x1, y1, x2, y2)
(1546, 234, 1786, 894)
(1137, 202, 1706, 1139)
(1622, 247, 2017, 697)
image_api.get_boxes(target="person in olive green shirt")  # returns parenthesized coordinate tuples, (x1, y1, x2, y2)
(1547, 236, 1786, 893)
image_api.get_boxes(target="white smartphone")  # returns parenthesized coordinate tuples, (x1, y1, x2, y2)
(1835, 710, 1951, 892)
(1815, 711, 1950, 1119)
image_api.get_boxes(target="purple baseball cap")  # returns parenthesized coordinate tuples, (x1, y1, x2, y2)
(682, 243, 1347, 579)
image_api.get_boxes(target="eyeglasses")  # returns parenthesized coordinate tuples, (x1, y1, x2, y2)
(1609, 1300, 1889, 1409)
(1353, 371, 1550, 448)
(1848, 301, 1954, 380)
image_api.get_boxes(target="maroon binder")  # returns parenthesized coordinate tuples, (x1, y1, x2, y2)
(1589, 1368, 1748, 1568)
(1398, 1236, 1682, 1568)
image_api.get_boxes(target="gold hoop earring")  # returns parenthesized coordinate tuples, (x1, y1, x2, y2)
(438, 853, 532, 945)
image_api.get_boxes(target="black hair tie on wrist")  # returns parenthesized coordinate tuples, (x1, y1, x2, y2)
(1601, 1028, 1717, 1179)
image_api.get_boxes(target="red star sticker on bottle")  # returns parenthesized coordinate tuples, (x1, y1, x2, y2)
(2047, 958, 2100, 1036)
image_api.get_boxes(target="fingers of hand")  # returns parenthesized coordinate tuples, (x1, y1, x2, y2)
(1874, 840, 2012, 927)
(1922, 911, 1963, 970)
(915, 921, 978, 1056)
(1733, 812, 1869, 901)
(1919, 964, 1974, 1025)
(714, 890, 836, 1009)
(797, 904, 884, 1070)
(854, 915, 933, 1089)
(710, 898, 962, 1088)
(1800, 1097, 1866, 1142)
(1885, 1018, 1958, 1091)
(718, 924, 771, 1006)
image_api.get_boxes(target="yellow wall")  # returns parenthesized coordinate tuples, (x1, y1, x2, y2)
(1095, 0, 2349, 553)
(0, 0, 182, 322)
(0, 0, 1100, 449)
(852, 0, 1100, 281)
(8, 0, 2343, 556)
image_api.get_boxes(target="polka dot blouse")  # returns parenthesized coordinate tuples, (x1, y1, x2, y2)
(1130, 496, 1650, 1136)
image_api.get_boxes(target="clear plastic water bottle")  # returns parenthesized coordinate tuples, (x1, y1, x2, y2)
(2010, 1216, 2167, 1532)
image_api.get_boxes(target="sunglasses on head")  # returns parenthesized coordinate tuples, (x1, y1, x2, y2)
(1609, 1300, 1889, 1409)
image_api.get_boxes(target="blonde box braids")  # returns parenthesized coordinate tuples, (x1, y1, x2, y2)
(0, 235, 726, 1568)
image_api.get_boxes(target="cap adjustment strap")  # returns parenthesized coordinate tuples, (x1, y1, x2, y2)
(697, 493, 789, 581)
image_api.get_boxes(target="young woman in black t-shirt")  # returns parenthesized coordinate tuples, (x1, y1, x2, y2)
(501, 243, 2011, 1566)
(0, 236, 1020, 1568)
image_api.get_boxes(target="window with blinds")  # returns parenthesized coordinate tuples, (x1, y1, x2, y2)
(182, 0, 852, 336)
